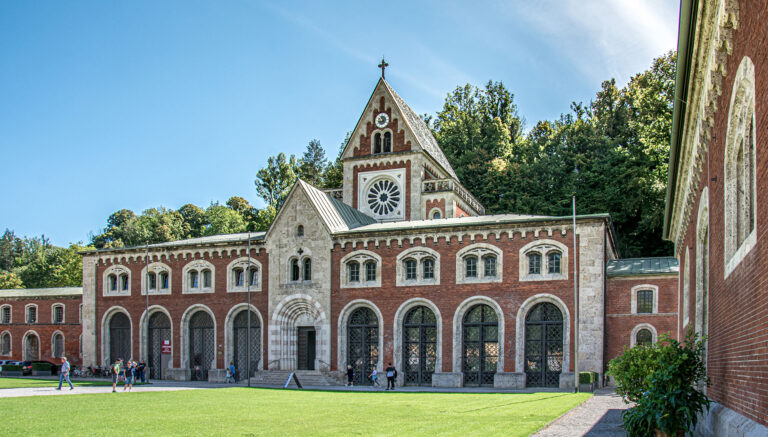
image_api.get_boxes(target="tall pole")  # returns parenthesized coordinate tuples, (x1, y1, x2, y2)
(145, 242, 150, 383)
(246, 231, 251, 387)
(573, 196, 579, 392)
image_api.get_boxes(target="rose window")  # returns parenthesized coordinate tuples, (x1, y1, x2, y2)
(367, 179, 401, 215)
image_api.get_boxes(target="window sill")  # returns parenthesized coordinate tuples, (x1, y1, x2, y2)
(227, 287, 262, 293)
(396, 279, 439, 287)
(182, 288, 214, 294)
(341, 281, 381, 289)
(103, 290, 131, 297)
(519, 273, 566, 282)
(141, 289, 172, 296)
(724, 231, 756, 279)
(456, 276, 502, 285)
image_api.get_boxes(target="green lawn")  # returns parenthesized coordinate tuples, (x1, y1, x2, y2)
(0, 377, 136, 389)
(0, 387, 589, 436)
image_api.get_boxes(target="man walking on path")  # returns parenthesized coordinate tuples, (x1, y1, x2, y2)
(111, 359, 122, 393)
(229, 362, 237, 383)
(385, 363, 397, 390)
(57, 357, 74, 390)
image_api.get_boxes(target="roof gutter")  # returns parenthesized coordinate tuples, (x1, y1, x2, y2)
(663, 0, 698, 241)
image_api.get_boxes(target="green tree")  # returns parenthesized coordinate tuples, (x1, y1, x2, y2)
(0, 229, 23, 271)
(255, 153, 298, 210)
(320, 132, 349, 189)
(178, 204, 207, 239)
(203, 204, 247, 235)
(297, 139, 327, 186)
(0, 271, 23, 289)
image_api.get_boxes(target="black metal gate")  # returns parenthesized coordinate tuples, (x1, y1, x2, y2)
(109, 312, 131, 364)
(462, 304, 499, 386)
(233, 310, 261, 379)
(525, 302, 564, 387)
(189, 311, 215, 381)
(347, 307, 378, 385)
(403, 306, 437, 386)
(148, 312, 171, 379)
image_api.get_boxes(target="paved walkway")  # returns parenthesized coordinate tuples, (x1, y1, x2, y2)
(533, 388, 631, 437)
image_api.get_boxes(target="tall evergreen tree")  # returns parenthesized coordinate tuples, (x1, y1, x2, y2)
(297, 139, 327, 186)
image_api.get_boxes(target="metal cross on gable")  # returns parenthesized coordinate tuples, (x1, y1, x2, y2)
(378, 57, 389, 79)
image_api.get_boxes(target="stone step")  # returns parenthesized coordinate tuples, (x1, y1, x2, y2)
(249, 370, 339, 386)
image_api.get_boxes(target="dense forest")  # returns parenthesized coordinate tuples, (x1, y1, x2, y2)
(0, 52, 675, 289)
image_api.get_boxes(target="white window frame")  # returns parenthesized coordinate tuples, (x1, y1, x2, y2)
(51, 331, 65, 358)
(396, 247, 440, 287)
(0, 331, 11, 356)
(51, 303, 65, 324)
(519, 239, 569, 282)
(357, 168, 406, 222)
(631, 285, 659, 314)
(630, 323, 658, 347)
(428, 208, 442, 220)
(182, 260, 215, 294)
(25, 304, 38, 324)
(0, 304, 11, 324)
(141, 262, 172, 295)
(103, 264, 131, 296)
(227, 257, 262, 292)
(340, 250, 382, 289)
(456, 243, 503, 284)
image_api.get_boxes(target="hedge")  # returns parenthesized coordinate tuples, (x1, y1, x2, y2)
(2, 364, 23, 371)
(31, 362, 52, 371)
(579, 371, 597, 384)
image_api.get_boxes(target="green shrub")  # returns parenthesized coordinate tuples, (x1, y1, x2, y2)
(609, 329, 709, 436)
(2, 364, 23, 371)
(578, 372, 597, 384)
(31, 362, 52, 371)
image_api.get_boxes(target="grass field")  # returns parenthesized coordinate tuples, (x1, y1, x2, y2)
(0, 377, 140, 389)
(0, 387, 589, 436)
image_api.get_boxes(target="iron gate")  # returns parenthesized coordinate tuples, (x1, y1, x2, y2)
(189, 311, 215, 381)
(347, 307, 378, 385)
(403, 306, 437, 386)
(25, 334, 39, 360)
(462, 304, 499, 386)
(109, 312, 131, 364)
(233, 310, 261, 379)
(148, 312, 171, 379)
(525, 302, 563, 387)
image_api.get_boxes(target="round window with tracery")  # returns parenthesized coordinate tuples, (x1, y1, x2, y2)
(367, 179, 401, 215)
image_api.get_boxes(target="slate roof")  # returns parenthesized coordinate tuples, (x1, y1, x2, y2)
(83, 232, 266, 254)
(0, 287, 83, 297)
(381, 79, 459, 180)
(299, 180, 377, 232)
(606, 257, 679, 277)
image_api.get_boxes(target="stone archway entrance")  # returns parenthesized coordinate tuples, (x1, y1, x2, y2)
(233, 310, 261, 379)
(148, 312, 171, 379)
(402, 306, 437, 386)
(188, 311, 214, 381)
(109, 312, 131, 364)
(347, 307, 378, 386)
(270, 294, 329, 371)
(525, 302, 564, 387)
(462, 304, 498, 386)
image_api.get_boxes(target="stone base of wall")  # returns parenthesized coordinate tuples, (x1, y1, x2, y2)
(432, 372, 463, 388)
(559, 372, 575, 390)
(165, 368, 191, 381)
(32, 370, 53, 376)
(695, 401, 768, 437)
(493, 372, 525, 389)
(208, 369, 227, 383)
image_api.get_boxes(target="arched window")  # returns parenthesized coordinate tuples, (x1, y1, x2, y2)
(405, 259, 417, 280)
(109, 274, 118, 291)
(528, 253, 542, 275)
(1, 305, 11, 324)
(348, 261, 360, 283)
(148, 272, 157, 290)
(636, 329, 653, 346)
(52, 333, 64, 358)
(234, 267, 245, 287)
(291, 259, 300, 282)
(422, 258, 435, 280)
(26, 306, 37, 324)
(365, 261, 377, 282)
(297, 225, 304, 237)
(547, 252, 561, 274)
(250, 269, 259, 286)
(119, 273, 129, 291)
(637, 290, 653, 314)
(374, 133, 382, 154)
(202, 269, 212, 288)
(52, 304, 64, 324)
(432, 210, 441, 220)
(190, 270, 200, 288)
(483, 255, 496, 278)
(465, 256, 478, 278)
(160, 272, 169, 290)
(1, 332, 10, 355)
(383, 132, 392, 153)
(303, 258, 312, 281)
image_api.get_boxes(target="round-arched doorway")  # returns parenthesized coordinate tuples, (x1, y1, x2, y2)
(347, 307, 378, 386)
(462, 304, 498, 386)
(524, 302, 564, 387)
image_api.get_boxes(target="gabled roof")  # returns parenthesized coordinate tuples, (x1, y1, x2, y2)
(606, 257, 679, 277)
(298, 180, 377, 232)
(343, 78, 458, 180)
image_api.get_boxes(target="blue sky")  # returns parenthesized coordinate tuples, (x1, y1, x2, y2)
(0, 0, 680, 247)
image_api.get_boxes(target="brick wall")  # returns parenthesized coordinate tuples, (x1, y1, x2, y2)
(353, 96, 413, 157)
(425, 198, 446, 218)
(0, 295, 83, 364)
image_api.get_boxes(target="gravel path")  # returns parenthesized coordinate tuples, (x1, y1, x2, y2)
(533, 389, 631, 437)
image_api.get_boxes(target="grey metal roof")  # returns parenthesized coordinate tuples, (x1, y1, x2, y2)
(83, 232, 266, 254)
(0, 287, 83, 298)
(299, 180, 376, 232)
(381, 79, 459, 180)
(606, 257, 679, 277)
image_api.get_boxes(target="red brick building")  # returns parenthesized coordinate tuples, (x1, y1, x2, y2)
(0, 287, 83, 365)
(664, 0, 768, 434)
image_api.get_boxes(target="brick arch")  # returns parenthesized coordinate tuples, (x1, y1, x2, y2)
(270, 294, 329, 371)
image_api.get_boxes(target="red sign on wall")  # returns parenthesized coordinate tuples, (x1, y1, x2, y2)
(161, 340, 171, 354)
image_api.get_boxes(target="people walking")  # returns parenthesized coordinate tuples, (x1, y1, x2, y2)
(111, 359, 122, 393)
(346, 365, 354, 386)
(125, 361, 135, 392)
(229, 362, 237, 383)
(369, 368, 380, 387)
(137, 360, 146, 383)
(385, 363, 397, 390)
(57, 357, 74, 390)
